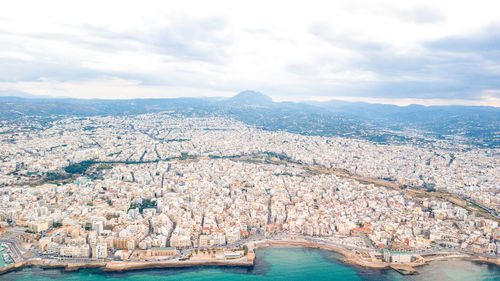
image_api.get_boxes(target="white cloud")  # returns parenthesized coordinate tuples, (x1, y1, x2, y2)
(0, 77, 234, 99)
(0, 0, 499, 105)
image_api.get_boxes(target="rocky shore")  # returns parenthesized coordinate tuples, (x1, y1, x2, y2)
(468, 255, 500, 266)
(0, 260, 45, 275)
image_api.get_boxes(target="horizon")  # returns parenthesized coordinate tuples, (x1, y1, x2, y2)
(1, 1, 500, 106)
(1, 90, 499, 108)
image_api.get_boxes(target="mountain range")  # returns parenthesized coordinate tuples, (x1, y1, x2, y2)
(0, 91, 498, 147)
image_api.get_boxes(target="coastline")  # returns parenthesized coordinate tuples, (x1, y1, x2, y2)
(253, 239, 390, 269)
(104, 259, 254, 272)
(251, 239, 500, 274)
(1, 239, 500, 276)
(459, 255, 500, 267)
(0, 258, 253, 275)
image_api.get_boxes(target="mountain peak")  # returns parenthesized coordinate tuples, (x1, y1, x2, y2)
(228, 91, 273, 106)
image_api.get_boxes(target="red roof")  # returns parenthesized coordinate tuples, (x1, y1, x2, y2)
(352, 227, 373, 234)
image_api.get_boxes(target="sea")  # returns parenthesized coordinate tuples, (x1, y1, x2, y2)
(2, 247, 500, 280)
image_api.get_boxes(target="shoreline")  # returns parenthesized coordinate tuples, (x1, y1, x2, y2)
(252, 239, 500, 274)
(0, 258, 254, 275)
(254, 240, 390, 269)
(1, 239, 500, 276)
(103, 259, 254, 272)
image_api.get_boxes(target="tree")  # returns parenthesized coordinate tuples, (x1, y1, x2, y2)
(64, 160, 95, 174)
(129, 198, 157, 213)
(45, 172, 70, 181)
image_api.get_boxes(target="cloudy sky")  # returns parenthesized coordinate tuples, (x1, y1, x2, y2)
(1, 0, 499, 106)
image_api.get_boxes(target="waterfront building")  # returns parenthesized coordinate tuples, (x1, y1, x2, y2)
(151, 247, 179, 256)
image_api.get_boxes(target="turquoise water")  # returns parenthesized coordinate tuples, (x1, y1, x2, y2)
(2, 247, 500, 280)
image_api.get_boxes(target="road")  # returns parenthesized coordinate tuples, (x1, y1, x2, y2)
(2, 229, 498, 265)
(0, 239, 25, 262)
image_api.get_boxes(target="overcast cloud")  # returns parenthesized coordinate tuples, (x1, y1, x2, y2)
(0, 0, 499, 106)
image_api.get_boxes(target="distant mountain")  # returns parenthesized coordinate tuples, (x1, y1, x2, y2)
(0, 90, 47, 99)
(0, 90, 65, 99)
(309, 99, 499, 145)
(0, 92, 498, 147)
(226, 90, 273, 106)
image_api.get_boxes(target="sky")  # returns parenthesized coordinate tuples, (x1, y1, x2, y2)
(0, 0, 499, 106)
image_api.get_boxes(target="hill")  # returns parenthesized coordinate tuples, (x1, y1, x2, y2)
(0, 92, 498, 147)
